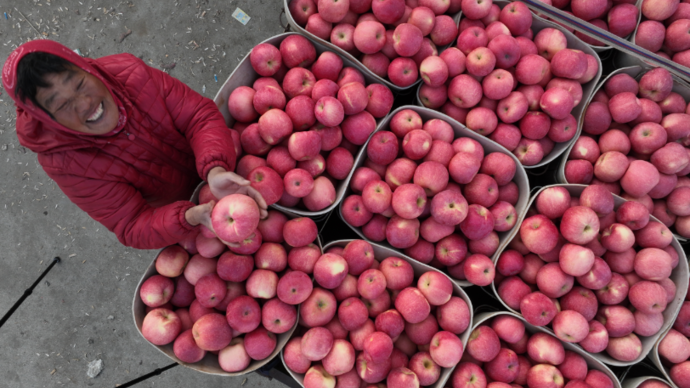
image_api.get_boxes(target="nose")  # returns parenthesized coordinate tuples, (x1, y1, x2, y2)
(74, 94, 92, 117)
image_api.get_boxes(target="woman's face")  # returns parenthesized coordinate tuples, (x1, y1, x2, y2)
(34, 66, 119, 135)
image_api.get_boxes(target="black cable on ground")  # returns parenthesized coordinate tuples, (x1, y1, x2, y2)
(115, 363, 178, 388)
(0, 256, 61, 329)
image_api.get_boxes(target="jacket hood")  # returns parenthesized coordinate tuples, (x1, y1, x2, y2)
(2, 39, 129, 154)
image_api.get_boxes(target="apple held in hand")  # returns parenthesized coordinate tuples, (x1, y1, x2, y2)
(211, 194, 261, 243)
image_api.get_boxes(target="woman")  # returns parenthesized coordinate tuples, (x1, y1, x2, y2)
(2, 40, 266, 249)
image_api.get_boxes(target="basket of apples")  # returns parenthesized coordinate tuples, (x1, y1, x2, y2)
(284, 0, 464, 92)
(457, 310, 622, 388)
(623, 377, 677, 388)
(338, 105, 530, 287)
(650, 285, 690, 388)
(558, 65, 690, 242)
(132, 183, 325, 375)
(417, 0, 603, 170)
(214, 32, 395, 220)
(632, 0, 690, 69)
(491, 183, 689, 366)
(525, 0, 642, 51)
(280, 238, 474, 388)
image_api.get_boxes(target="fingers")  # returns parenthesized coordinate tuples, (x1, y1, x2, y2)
(247, 187, 268, 210)
(198, 201, 216, 232)
(207, 183, 228, 201)
(218, 236, 234, 246)
(205, 176, 267, 220)
(200, 216, 215, 234)
(228, 172, 251, 186)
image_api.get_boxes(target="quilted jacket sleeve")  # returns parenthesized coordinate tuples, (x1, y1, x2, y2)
(40, 155, 196, 250)
(146, 60, 237, 179)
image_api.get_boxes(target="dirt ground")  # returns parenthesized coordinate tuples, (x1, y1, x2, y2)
(0, 0, 291, 387)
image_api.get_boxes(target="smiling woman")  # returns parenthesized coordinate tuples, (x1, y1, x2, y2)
(2, 39, 267, 249)
(34, 65, 119, 134)
(17, 53, 120, 135)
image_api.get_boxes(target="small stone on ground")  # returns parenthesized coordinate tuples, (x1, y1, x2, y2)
(86, 359, 103, 378)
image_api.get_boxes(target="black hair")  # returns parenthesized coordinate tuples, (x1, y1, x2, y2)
(15, 52, 74, 114)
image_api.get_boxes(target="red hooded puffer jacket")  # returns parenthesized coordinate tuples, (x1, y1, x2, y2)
(2, 40, 236, 249)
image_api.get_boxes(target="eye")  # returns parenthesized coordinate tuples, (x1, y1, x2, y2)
(53, 76, 85, 113)
(55, 100, 69, 113)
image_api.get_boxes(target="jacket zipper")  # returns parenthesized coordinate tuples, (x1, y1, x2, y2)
(124, 131, 198, 177)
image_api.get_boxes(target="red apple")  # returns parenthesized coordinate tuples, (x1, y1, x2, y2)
(142, 308, 182, 346)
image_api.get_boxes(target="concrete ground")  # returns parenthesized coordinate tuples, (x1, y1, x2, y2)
(0, 1, 291, 387)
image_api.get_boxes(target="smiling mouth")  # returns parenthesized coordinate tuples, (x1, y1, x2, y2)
(86, 102, 104, 122)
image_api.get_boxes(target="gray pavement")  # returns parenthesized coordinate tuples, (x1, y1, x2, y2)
(0, 0, 290, 387)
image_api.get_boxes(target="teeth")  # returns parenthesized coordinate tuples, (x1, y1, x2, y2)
(87, 103, 104, 122)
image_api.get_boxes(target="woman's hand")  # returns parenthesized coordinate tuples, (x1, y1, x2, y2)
(207, 167, 268, 218)
(185, 200, 215, 229)
(184, 201, 240, 247)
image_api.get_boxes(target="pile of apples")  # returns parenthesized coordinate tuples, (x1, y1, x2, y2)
(282, 239, 472, 388)
(137, 198, 322, 373)
(635, 0, 690, 68)
(340, 109, 520, 287)
(288, 0, 462, 87)
(564, 67, 690, 239)
(451, 314, 617, 388)
(656, 290, 690, 388)
(530, 0, 640, 45)
(420, 1, 600, 166)
(228, 34, 394, 212)
(494, 185, 683, 363)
